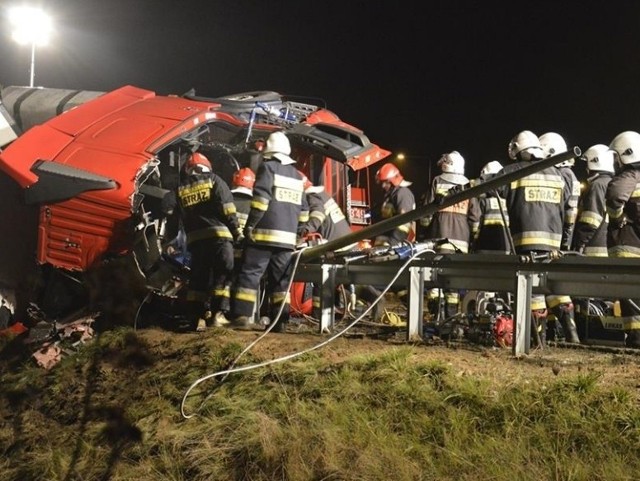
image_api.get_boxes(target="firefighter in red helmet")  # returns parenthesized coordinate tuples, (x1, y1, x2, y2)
(357, 162, 416, 321)
(177, 151, 243, 331)
(373, 162, 416, 246)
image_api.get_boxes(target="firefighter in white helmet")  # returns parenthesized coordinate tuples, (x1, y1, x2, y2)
(229, 131, 308, 332)
(606, 131, 640, 348)
(471, 160, 511, 254)
(540, 132, 580, 250)
(419, 151, 479, 323)
(538, 132, 581, 344)
(573, 144, 615, 256)
(497, 130, 574, 347)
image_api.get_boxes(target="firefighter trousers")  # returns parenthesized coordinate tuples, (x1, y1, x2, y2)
(186, 238, 234, 320)
(231, 244, 293, 322)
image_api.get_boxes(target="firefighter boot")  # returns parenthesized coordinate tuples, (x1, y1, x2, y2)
(186, 300, 205, 332)
(558, 303, 580, 344)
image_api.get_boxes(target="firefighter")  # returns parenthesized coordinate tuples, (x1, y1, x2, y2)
(538, 132, 580, 344)
(177, 152, 243, 332)
(606, 131, 640, 348)
(497, 130, 570, 348)
(471, 160, 511, 255)
(229, 131, 308, 332)
(419, 151, 477, 322)
(297, 171, 357, 318)
(230, 168, 255, 240)
(470, 160, 512, 307)
(540, 132, 580, 250)
(229, 166, 255, 275)
(573, 144, 615, 256)
(373, 163, 416, 246)
(359, 163, 416, 320)
(298, 171, 354, 247)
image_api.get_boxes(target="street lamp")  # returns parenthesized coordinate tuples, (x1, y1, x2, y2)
(9, 6, 52, 88)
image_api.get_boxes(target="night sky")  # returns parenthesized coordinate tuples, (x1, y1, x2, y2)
(2, 0, 640, 200)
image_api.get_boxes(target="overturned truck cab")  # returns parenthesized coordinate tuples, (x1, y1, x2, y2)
(0, 85, 390, 327)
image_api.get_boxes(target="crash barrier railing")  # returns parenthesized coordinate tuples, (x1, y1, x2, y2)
(293, 251, 640, 356)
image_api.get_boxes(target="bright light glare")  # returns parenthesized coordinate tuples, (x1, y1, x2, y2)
(9, 6, 52, 46)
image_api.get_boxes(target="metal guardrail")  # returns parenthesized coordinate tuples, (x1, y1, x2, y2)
(294, 252, 640, 356)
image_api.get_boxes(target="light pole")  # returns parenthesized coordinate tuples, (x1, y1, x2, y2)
(9, 6, 52, 88)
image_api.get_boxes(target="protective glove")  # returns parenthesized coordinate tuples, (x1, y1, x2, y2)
(243, 226, 254, 243)
(574, 244, 586, 255)
(233, 228, 245, 246)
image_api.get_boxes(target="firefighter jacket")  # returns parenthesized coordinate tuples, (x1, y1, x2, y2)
(419, 173, 477, 253)
(498, 162, 567, 253)
(559, 167, 580, 251)
(572, 172, 612, 256)
(177, 170, 240, 245)
(231, 190, 252, 231)
(244, 159, 308, 249)
(606, 164, 640, 258)
(303, 187, 352, 242)
(376, 184, 416, 245)
(472, 190, 511, 254)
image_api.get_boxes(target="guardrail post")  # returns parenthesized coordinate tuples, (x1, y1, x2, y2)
(319, 264, 336, 333)
(407, 266, 425, 340)
(514, 272, 533, 356)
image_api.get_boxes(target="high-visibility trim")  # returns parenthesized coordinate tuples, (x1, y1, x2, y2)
(609, 246, 640, 257)
(234, 287, 258, 303)
(577, 210, 603, 228)
(271, 291, 291, 304)
(546, 295, 572, 308)
(252, 228, 297, 246)
(251, 195, 270, 211)
(222, 201, 237, 216)
(186, 226, 232, 243)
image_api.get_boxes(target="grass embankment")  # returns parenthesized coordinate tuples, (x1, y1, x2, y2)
(1, 327, 639, 481)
